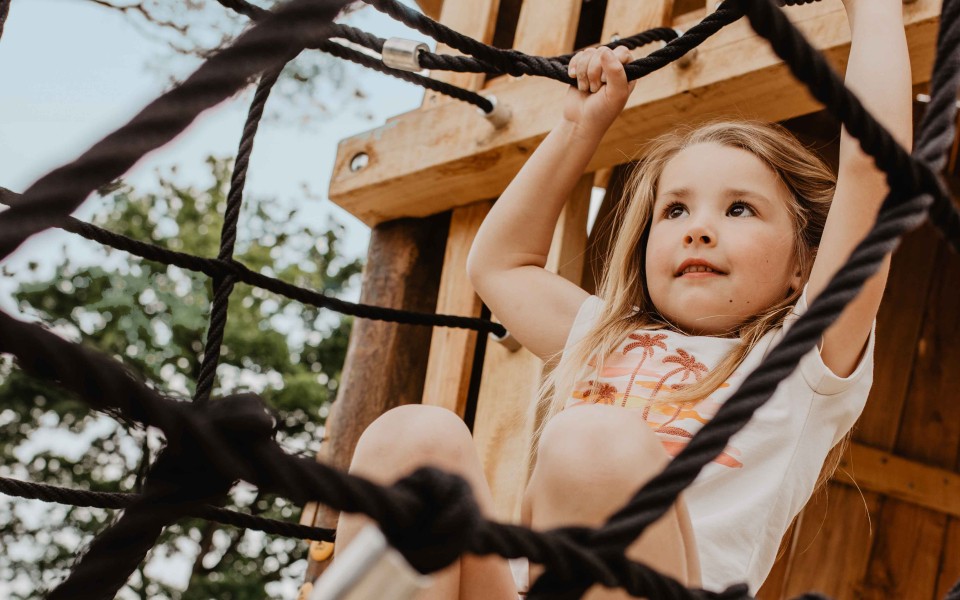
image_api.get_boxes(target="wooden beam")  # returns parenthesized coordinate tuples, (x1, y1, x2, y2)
(833, 443, 960, 520)
(414, 0, 442, 21)
(419, 0, 501, 416)
(421, 201, 489, 415)
(329, 0, 939, 226)
(422, 0, 500, 106)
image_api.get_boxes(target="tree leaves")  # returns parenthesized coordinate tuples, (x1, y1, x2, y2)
(1, 157, 361, 598)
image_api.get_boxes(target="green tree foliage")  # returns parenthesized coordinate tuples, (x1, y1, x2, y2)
(0, 157, 363, 599)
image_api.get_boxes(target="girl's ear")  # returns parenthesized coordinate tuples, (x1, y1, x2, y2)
(788, 264, 803, 296)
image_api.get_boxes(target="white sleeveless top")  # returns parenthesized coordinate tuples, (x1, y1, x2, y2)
(561, 286, 874, 593)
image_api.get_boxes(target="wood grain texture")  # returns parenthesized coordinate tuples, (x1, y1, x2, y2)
(329, 0, 939, 225)
(422, 0, 500, 105)
(422, 201, 491, 415)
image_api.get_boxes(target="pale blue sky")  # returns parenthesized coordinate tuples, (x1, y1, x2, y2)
(0, 0, 432, 310)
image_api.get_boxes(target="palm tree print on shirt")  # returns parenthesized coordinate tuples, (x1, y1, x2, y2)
(582, 380, 618, 405)
(620, 333, 668, 407)
(651, 349, 709, 430)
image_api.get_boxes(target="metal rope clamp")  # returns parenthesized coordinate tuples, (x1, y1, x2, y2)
(479, 95, 512, 129)
(491, 328, 521, 352)
(309, 525, 430, 600)
(382, 37, 429, 72)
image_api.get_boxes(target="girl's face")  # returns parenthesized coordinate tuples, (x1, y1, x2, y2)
(645, 142, 802, 336)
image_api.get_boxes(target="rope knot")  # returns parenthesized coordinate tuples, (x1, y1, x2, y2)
(145, 393, 275, 503)
(382, 466, 483, 574)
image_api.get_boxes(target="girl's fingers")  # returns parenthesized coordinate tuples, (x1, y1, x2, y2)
(587, 49, 606, 93)
(614, 45, 633, 65)
(601, 47, 628, 92)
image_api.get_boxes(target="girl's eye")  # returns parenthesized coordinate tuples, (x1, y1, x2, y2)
(664, 202, 687, 219)
(727, 202, 756, 217)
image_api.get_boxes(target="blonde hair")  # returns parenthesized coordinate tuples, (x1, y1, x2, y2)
(531, 120, 838, 479)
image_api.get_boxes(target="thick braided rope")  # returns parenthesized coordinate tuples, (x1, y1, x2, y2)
(212, 0, 494, 110)
(194, 62, 288, 405)
(362, 0, 745, 83)
(915, 0, 960, 250)
(0, 309, 752, 600)
(0, 188, 506, 335)
(530, 0, 960, 595)
(318, 37, 494, 111)
(0, 475, 336, 542)
(0, 0, 352, 262)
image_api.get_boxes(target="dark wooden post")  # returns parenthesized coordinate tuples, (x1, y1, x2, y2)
(300, 213, 448, 586)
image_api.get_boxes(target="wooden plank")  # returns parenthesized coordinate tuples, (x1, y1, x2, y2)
(600, 0, 673, 44)
(414, 0, 443, 20)
(329, 0, 939, 226)
(858, 240, 960, 599)
(857, 226, 940, 449)
(780, 484, 881, 598)
(418, 0, 501, 416)
(514, 0, 581, 56)
(832, 443, 960, 519)
(935, 518, 960, 599)
(422, 0, 500, 106)
(469, 0, 593, 523)
(422, 201, 490, 415)
(860, 502, 945, 599)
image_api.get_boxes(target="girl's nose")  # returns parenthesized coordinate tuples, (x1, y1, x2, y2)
(683, 227, 715, 247)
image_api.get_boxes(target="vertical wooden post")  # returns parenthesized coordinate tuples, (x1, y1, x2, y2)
(302, 215, 448, 583)
(420, 0, 502, 416)
(470, 0, 592, 523)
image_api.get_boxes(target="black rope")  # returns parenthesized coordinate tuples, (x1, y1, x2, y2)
(0, 0, 10, 42)
(360, 0, 744, 84)
(0, 188, 505, 335)
(0, 0, 352, 262)
(0, 475, 336, 542)
(0, 309, 746, 600)
(4, 0, 960, 597)
(194, 61, 287, 405)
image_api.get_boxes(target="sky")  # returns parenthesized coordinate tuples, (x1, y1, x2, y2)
(0, 0, 433, 312)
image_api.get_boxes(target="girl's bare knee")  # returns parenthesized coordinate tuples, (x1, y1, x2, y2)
(533, 405, 669, 493)
(352, 404, 474, 477)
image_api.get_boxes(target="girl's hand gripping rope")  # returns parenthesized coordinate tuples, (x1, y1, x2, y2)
(563, 46, 637, 137)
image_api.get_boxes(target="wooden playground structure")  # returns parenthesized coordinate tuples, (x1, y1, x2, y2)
(301, 0, 958, 596)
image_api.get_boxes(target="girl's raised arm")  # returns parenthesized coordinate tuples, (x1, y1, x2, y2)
(467, 47, 635, 360)
(806, 0, 913, 377)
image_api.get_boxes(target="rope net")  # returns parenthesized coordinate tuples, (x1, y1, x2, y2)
(0, 0, 958, 598)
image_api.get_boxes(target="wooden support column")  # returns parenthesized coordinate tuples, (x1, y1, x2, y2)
(302, 215, 448, 583)
(421, 0, 501, 415)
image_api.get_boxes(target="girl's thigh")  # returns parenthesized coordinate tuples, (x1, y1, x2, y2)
(520, 404, 701, 595)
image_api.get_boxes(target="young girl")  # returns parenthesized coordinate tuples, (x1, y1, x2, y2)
(335, 0, 912, 597)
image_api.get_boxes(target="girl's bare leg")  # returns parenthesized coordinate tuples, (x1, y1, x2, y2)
(522, 404, 701, 599)
(335, 404, 519, 600)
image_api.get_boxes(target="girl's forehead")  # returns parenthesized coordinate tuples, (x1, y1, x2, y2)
(662, 143, 778, 182)
(657, 143, 788, 201)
